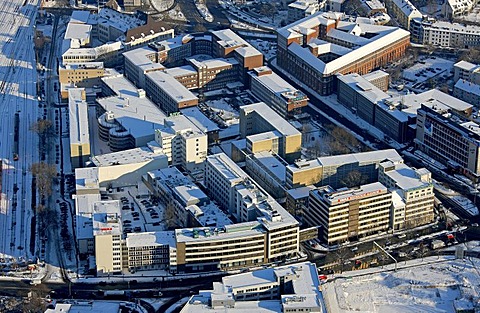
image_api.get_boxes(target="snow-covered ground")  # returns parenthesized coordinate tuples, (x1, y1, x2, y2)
(323, 256, 479, 312)
(403, 57, 454, 86)
(167, 5, 187, 22)
(194, 0, 214, 22)
(205, 99, 239, 120)
(247, 39, 277, 60)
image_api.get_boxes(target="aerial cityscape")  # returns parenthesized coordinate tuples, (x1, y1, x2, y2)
(1, 0, 480, 311)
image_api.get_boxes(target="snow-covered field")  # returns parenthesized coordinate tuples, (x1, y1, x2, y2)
(323, 257, 479, 312)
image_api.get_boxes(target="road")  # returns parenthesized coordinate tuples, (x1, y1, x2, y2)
(0, 0, 40, 264)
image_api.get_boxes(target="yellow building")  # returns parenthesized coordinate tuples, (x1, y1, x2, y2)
(240, 102, 302, 163)
(68, 88, 90, 168)
(59, 62, 105, 98)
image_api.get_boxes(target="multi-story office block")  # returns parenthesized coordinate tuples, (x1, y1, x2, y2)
(211, 29, 264, 83)
(384, 0, 422, 30)
(249, 66, 308, 118)
(59, 62, 105, 98)
(378, 161, 434, 229)
(181, 262, 325, 312)
(277, 12, 410, 95)
(97, 73, 167, 151)
(204, 153, 299, 263)
(410, 17, 480, 49)
(442, 0, 476, 19)
(126, 232, 176, 272)
(145, 71, 198, 114)
(68, 88, 90, 168)
(454, 80, 480, 107)
(240, 102, 302, 162)
(416, 104, 480, 180)
(286, 149, 403, 189)
(145, 167, 231, 227)
(454, 60, 480, 84)
(154, 114, 208, 173)
(307, 183, 392, 245)
(92, 201, 123, 275)
(288, 0, 321, 23)
(362, 70, 389, 91)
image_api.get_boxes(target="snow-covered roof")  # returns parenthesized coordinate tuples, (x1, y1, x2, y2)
(308, 39, 352, 56)
(61, 62, 104, 70)
(145, 71, 198, 103)
(253, 151, 286, 182)
(189, 57, 239, 69)
(70, 10, 91, 24)
(207, 153, 246, 183)
(381, 162, 431, 191)
(241, 102, 301, 137)
(318, 182, 388, 205)
(338, 73, 390, 103)
(455, 60, 478, 72)
(288, 149, 402, 172)
(212, 28, 249, 48)
(126, 231, 176, 248)
(455, 79, 480, 97)
(175, 222, 265, 242)
(97, 7, 144, 33)
(277, 11, 335, 39)
(389, 0, 422, 18)
(362, 69, 389, 81)
(287, 185, 316, 200)
(280, 13, 410, 76)
(68, 88, 89, 146)
(65, 23, 91, 42)
(92, 200, 122, 236)
(417, 89, 472, 113)
(181, 106, 220, 132)
(45, 301, 122, 313)
(186, 203, 233, 228)
(90, 146, 166, 167)
(163, 65, 197, 78)
(98, 74, 166, 141)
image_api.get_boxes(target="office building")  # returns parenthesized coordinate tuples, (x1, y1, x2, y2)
(378, 161, 434, 229)
(416, 104, 480, 180)
(145, 71, 198, 114)
(442, 0, 476, 19)
(286, 149, 403, 189)
(454, 60, 480, 84)
(59, 62, 105, 97)
(126, 231, 176, 272)
(68, 88, 90, 168)
(277, 12, 410, 95)
(204, 153, 299, 261)
(92, 200, 123, 275)
(384, 0, 422, 30)
(181, 262, 325, 312)
(97, 72, 167, 151)
(410, 17, 480, 49)
(307, 183, 392, 245)
(240, 102, 302, 162)
(249, 66, 308, 118)
(245, 151, 288, 199)
(362, 70, 389, 91)
(454, 80, 480, 107)
(288, 0, 322, 23)
(145, 167, 231, 228)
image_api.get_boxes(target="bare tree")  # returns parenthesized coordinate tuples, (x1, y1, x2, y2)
(30, 162, 58, 197)
(340, 170, 369, 188)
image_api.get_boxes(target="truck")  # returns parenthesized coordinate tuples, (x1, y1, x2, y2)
(430, 239, 446, 250)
